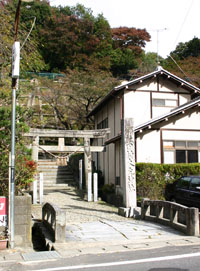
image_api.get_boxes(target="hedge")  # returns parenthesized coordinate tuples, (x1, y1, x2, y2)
(136, 163, 200, 200)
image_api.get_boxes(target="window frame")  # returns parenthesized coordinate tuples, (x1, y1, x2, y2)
(152, 98, 177, 108)
(163, 140, 200, 163)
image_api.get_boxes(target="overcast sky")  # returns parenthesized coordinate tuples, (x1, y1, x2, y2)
(49, 0, 199, 58)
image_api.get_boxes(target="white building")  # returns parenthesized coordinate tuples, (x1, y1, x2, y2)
(88, 67, 200, 196)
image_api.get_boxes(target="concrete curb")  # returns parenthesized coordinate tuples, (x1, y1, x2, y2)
(54, 236, 200, 258)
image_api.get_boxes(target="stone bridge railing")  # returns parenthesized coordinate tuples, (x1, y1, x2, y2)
(42, 202, 66, 243)
(141, 199, 199, 236)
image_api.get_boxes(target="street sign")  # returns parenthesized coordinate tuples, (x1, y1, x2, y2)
(0, 197, 7, 227)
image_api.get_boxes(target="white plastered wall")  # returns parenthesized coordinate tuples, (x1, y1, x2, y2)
(136, 107, 200, 163)
(162, 107, 200, 130)
(179, 94, 191, 105)
(123, 91, 150, 126)
(136, 130, 161, 163)
(158, 77, 189, 93)
(93, 96, 121, 186)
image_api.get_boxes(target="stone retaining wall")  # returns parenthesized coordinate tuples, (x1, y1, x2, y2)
(15, 195, 32, 247)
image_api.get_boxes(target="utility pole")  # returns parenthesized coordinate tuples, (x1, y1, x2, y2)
(10, 0, 34, 249)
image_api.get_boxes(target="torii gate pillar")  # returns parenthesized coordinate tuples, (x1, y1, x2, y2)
(32, 136, 39, 163)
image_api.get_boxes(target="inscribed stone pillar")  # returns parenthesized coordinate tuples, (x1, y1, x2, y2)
(84, 137, 92, 189)
(121, 118, 137, 208)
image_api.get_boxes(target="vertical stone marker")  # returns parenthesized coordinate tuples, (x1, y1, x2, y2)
(84, 137, 92, 190)
(121, 118, 137, 216)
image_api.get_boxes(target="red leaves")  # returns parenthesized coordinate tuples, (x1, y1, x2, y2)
(111, 27, 151, 50)
(24, 158, 37, 171)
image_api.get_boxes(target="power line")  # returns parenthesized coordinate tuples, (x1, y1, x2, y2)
(173, 0, 194, 48)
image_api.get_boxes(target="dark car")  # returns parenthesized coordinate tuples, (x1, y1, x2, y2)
(165, 176, 200, 208)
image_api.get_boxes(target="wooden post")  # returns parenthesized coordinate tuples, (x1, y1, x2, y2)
(93, 173, 98, 202)
(58, 138, 65, 151)
(121, 118, 137, 209)
(79, 159, 83, 190)
(84, 137, 92, 190)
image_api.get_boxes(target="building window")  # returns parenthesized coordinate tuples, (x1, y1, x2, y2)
(176, 150, 186, 163)
(188, 150, 198, 163)
(152, 98, 177, 107)
(163, 140, 200, 164)
(97, 118, 108, 129)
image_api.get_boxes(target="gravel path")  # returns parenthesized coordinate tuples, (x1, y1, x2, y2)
(32, 186, 131, 224)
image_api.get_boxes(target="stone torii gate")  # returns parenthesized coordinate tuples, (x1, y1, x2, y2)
(24, 128, 110, 188)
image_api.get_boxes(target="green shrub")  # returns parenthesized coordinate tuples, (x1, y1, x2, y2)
(136, 163, 200, 200)
(101, 184, 115, 195)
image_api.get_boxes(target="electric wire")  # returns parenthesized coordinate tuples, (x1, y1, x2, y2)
(169, 0, 195, 84)
(21, 17, 36, 50)
(173, 0, 194, 48)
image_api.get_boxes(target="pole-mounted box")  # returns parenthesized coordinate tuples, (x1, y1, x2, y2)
(12, 41, 20, 78)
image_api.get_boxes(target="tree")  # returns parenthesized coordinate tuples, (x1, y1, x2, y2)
(110, 27, 151, 76)
(0, 78, 36, 196)
(170, 37, 200, 60)
(39, 4, 113, 72)
(112, 27, 150, 52)
(131, 52, 164, 77)
(110, 48, 138, 76)
(0, 2, 46, 73)
(163, 56, 200, 88)
(31, 69, 118, 130)
(161, 37, 200, 87)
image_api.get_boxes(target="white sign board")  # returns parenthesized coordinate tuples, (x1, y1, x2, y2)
(12, 41, 20, 78)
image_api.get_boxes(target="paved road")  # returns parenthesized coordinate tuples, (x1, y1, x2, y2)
(4, 244, 200, 271)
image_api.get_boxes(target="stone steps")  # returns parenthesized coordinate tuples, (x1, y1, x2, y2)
(37, 160, 75, 187)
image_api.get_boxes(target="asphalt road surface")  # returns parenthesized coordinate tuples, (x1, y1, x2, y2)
(4, 244, 200, 271)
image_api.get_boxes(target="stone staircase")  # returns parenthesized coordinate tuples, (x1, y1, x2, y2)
(37, 160, 75, 188)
